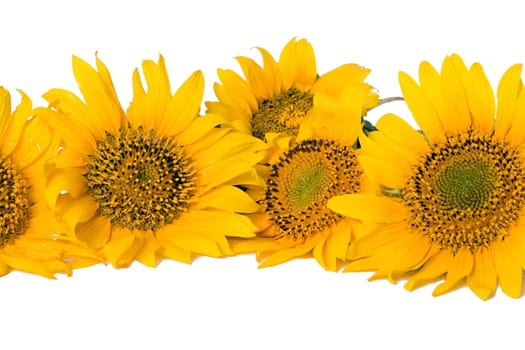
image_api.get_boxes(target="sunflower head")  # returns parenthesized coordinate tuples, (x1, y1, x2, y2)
(85, 125, 197, 232)
(233, 83, 378, 271)
(39, 55, 265, 268)
(0, 87, 100, 278)
(206, 38, 378, 144)
(328, 54, 525, 299)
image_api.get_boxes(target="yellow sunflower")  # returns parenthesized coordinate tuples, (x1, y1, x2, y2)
(0, 87, 100, 278)
(328, 54, 525, 299)
(205, 38, 378, 141)
(37, 55, 266, 268)
(232, 83, 378, 271)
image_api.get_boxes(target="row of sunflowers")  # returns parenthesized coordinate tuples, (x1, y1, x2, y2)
(1, 38, 524, 300)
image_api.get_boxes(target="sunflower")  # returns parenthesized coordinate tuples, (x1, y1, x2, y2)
(0, 87, 100, 278)
(205, 38, 378, 142)
(328, 54, 525, 299)
(37, 55, 266, 268)
(232, 83, 378, 271)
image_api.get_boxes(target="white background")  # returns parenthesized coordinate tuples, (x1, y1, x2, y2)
(1, 1, 524, 349)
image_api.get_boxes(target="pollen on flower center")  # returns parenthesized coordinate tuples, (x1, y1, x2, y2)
(0, 157, 32, 248)
(251, 88, 313, 140)
(85, 126, 197, 231)
(434, 157, 495, 210)
(284, 161, 332, 212)
(264, 139, 361, 242)
(404, 131, 525, 253)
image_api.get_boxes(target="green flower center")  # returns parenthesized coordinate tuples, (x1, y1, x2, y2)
(284, 162, 332, 213)
(0, 157, 32, 248)
(251, 88, 313, 140)
(85, 126, 197, 232)
(265, 139, 361, 242)
(404, 131, 525, 253)
(434, 157, 495, 210)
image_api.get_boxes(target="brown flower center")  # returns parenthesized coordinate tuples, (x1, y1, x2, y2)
(85, 126, 197, 231)
(0, 157, 32, 248)
(264, 139, 361, 242)
(251, 88, 313, 140)
(404, 131, 525, 253)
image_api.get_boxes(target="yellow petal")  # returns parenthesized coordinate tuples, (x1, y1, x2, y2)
(195, 185, 258, 213)
(95, 55, 122, 108)
(320, 220, 352, 271)
(59, 239, 103, 270)
(180, 209, 256, 239)
(230, 237, 279, 255)
(405, 249, 453, 291)
(9, 236, 61, 257)
(164, 210, 248, 256)
(369, 131, 421, 167)
(54, 147, 87, 168)
(312, 235, 329, 270)
(34, 107, 96, 154)
(221, 168, 266, 188)
(399, 71, 445, 143)
(257, 47, 282, 93)
(66, 254, 102, 270)
(504, 228, 525, 270)
(175, 113, 224, 145)
(128, 68, 148, 128)
(0, 249, 54, 278)
(0, 87, 11, 136)
(183, 122, 230, 155)
(332, 85, 369, 144)
(76, 216, 111, 249)
(328, 194, 409, 224)
(46, 168, 87, 201)
(128, 57, 172, 132)
(259, 237, 319, 268)
(494, 64, 523, 140)
(72, 55, 124, 135)
(358, 129, 406, 167)
(308, 84, 368, 145)
(1, 90, 32, 157)
(43, 88, 106, 140)
(432, 248, 474, 296)
(491, 241, 522, 298)
(279, 38, 316, 91)
(198, 152, 264, 193)
(465, 63, 495, 134)
(104, 227, 143, 268)
(56, 194, 98, 231)
(143, 57, 171, 122)
(158, 241, 192, 264)
(213, 68, 258, 115)
(236, 56, 272, 100)
(375, 113, 430, 155)
(136, 231, 160, 267)
(162, 70, 204, 137)
(466, 248, 497, 300)
(358, 154, 407, 189)
(11, 117, 53, 170)
(157, 225, 222, 257)
(325, 220, 352, 261)
(311, 64, 371, 96)
(346, 222, 406, 259)
(191, 128, 263, 171)
(0, 258, 10, 277)
(438, 55, 471, 134)
(418, 61, 448, 127)
(345, 231, 429, 280)
(27, 202, 65, 237)
(506, 88, 525, 145)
